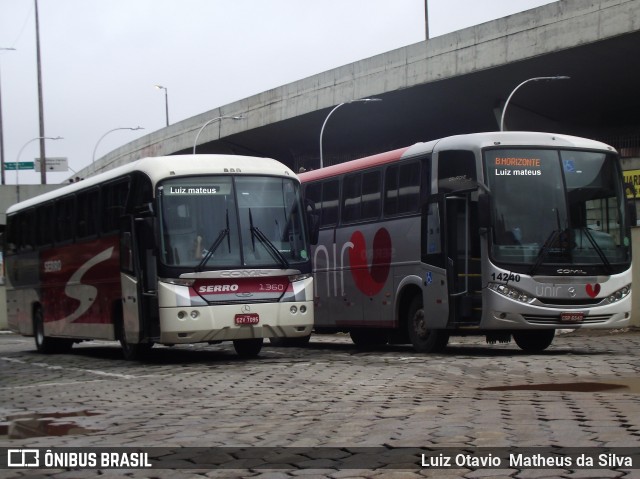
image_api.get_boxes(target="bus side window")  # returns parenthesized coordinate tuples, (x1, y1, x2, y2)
(385, 161, 421, 216)
(361, 169, 382, 220)
(76, 188, 100, 239)
(5, 215, 17, 255)
(437, 150, 477, 190)
(321, 180, 339, 227)
(102, 179, 130, 233)
(17, 209, 36, 252)
(342, 173, 362, 223)
(398, 162, 420, 214)
(37, 202, 55, 248)
(55, 196, 75, 244)
(384, 165, 399, 216)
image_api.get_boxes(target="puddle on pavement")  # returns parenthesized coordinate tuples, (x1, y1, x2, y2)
(0, 410, 102, 439)
(480, 378, 640, 393)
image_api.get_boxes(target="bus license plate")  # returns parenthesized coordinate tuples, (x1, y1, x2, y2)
(561, 312, 584, 323)
(235, 313, 260, 325)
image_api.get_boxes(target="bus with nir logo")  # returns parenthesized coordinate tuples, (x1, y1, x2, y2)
(4, 155, 314, 359)
(300, 132, 633, 352)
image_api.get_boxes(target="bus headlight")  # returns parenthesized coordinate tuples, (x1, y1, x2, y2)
(488, 283, 532, 303)
(607, 285, 631, 303)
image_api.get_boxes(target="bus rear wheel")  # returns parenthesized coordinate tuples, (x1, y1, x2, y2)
(33, 307, 73, 354)
(407, 296, 449, 353)
(233, 338, 263, 358)
(513, 329, 555, 353)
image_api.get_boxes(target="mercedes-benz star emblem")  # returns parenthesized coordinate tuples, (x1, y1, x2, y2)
(241, 305, 251, 313)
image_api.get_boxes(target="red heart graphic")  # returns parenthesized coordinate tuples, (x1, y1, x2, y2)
(585, 283, 601, 298)
(349, 228, 392, 296)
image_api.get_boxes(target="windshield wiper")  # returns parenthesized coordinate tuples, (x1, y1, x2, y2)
(196, 210, 231, 272)
(529, 229, 560, 276)
(580, 227, 612, 274)
(249, 209, 289, 269)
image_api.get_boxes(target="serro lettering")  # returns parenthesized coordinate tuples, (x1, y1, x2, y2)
(198, 284, 240, 293)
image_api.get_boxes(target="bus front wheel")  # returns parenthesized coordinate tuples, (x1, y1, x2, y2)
(407, 296, 449, 353)
(33, 307, 73, 354)
(233, 338, 263, 358)
(513, 329, 555, 353)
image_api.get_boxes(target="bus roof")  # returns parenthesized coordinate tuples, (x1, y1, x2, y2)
(7, 154, 297, 215)
(299, 131, 616, 183)
(299, 147, 411, 183)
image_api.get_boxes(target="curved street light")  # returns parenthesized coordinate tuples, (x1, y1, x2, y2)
(500, 76, 570, 131)
(92, 126, 144, 163)
(154, 85, 169, 126)
(15, 135, 63, 202)
(319, 98, 382, 169)
(193, 115, 245, 154)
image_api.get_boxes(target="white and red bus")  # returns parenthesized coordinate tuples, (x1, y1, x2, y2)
(300, 132, 633, 352)
(4, 155, 314, 359)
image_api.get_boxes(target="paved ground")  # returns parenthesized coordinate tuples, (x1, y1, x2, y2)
(1, 329, 640, 478)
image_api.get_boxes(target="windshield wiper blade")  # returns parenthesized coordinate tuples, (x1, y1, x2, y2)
(195, 229, 229, 272)
(196, 210, 231, 272)
(580, 227, 612, 274)
(249, 209, 289, 269)
(529, 229, 560, 276)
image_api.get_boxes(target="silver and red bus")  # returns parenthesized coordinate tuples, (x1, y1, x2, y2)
(4, 155, 314, 359)
(300, 132, 633, 352)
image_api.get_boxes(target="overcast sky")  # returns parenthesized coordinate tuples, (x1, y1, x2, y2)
(0, 0, 556, 185)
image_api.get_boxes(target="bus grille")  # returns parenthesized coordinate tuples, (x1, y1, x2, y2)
(522, 314, 611, 325)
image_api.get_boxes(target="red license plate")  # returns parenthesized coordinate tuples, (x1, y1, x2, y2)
(561, 312, 584, 323)
(234, 313, 260, 325)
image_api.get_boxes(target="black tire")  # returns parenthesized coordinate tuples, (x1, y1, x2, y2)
(349, 329, 389, 349)
(115, 306, 152, 361)
(407, 296, 449, 353)
(513, 329, 555, 353)
(120, 336, 153, 361)
(33, 307, 73, 354)
(233, 338, 263, 358)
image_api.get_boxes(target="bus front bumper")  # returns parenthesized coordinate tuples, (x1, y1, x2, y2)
(157, 301, 314, 344)
(480, 289, 632, 330)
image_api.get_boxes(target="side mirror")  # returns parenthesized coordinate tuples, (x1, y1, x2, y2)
(478, 193, 491, 229)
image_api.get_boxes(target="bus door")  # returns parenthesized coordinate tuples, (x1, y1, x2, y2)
(119, 215, 159, 347)
(424, 191, 480, 326)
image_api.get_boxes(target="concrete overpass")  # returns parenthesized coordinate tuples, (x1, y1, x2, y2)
(78, 0, 640, 179)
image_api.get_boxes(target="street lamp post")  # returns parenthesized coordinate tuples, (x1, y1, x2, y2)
(319, 98, 382, 169)
(155, 85, 169, 127)
(92, 126, 144, 164)
(500, 76, 570, 131)
(193, 115, 244, 154)
(15, 135, 63, 202)
(0, 47, 16, 186)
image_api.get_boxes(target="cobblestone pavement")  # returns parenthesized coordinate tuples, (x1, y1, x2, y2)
(1, 329, 640, 479)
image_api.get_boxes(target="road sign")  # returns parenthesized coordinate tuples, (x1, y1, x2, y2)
(4, 162, 35, 170)
(34, 157, 68, 172)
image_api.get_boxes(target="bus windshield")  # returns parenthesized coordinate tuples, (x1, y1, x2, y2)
(158, 175, 309, 270)
(484, 149, 630, 273)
